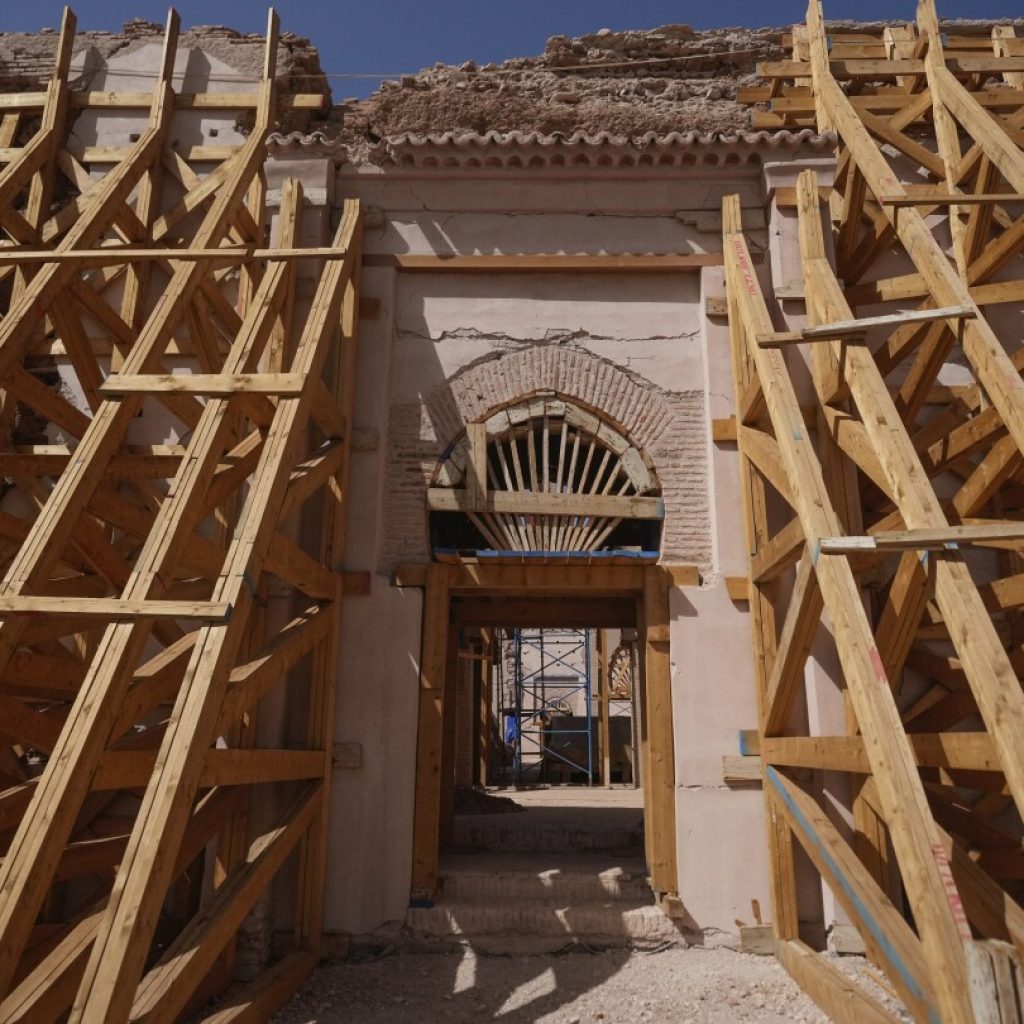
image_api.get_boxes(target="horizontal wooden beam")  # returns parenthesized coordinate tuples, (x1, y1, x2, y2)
(91, 747, 328, 792)
(776, 939, 902, 1024)
(385, 253, 724, 274)
(393, 562, 651, 594)
(819, 523, 1024, 554)
(758, 305, 975, 347)
(0, 246, 348, 266)
(722, 754, 761, 784)
(879, 194, 1024, 207)
(758, 56, 1024, 78)
(453, 595, 637, 629)
(0, 91, 324, 111)
(0, 597, 231, 620)
(762, 733, 1000, 774)
(711, 417, 738, 442)
(99, 373, 305, 396)
(426, 488, 664, 519)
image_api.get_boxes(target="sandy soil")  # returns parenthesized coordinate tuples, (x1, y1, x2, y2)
(271, 944, 907, 1024)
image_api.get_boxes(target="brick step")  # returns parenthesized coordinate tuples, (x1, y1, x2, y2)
(452, 819, 643, 854)
(439, 855, 650, 903)
(406, 900, 678, 944)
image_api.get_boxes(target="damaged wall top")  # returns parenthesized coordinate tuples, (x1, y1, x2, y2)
(4, 16, 1022, 163)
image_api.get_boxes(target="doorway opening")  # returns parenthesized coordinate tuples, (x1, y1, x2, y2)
(454, 623, 643, 858)
(493, 626, 637, 789)
(408, 561, 679, 954)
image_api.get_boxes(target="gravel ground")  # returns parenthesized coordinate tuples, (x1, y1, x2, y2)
(271, 944, 907, 1023)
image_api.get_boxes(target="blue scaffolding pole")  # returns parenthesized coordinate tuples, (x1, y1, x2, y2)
(509, 627, 594, 786)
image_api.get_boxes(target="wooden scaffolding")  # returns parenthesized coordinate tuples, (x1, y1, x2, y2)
(0, 8, 362, 1021)
(724, 1, 1024, 1020)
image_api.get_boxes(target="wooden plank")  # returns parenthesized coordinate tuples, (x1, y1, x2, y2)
(725, 214, 799, 939)
(597, 629, 611, 788)
(665, 564, 700, 587)
(443, 563, 648, 595)
(765, 769, 936, 1021)
(73, 196, 360, 1022)
(722, 754, 761, 784)
(0, 246, 350, 265)
(740, 924, 777, 954)
(196, 951, 318, 1024)
(762, 733, 1000, 773)
(454, 596, 636, 629)
(0, 597, 230, 620)
(819, 523, 1024, 553)
(390, 253, 724, 273)
(425, 487, 663, 519)
(759, 56, 1024, 78)
(776, 939, 902, 1024)
(762, 555, 822, 736)
(758, 304, 975, 346)
(0, 91, 323, 111)
(464, 422, 487, 513)
(711, 416, 738, 442)
(738, 427, 795, 505)
(642, 565, 677, 894)
(98, 373, 305, 396)
(880, 193, 1024, 207)
(750, 518, 804, 582)
(409, 563, 450, 897)
(295, 204, 361, 956)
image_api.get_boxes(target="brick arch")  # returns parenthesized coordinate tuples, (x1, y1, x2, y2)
(428, 347, 679, 463)
(381, 346, 710, 570)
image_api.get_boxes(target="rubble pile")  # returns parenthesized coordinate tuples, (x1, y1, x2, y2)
(4, 17, 1023, 161)
(334, 24, 785, 160)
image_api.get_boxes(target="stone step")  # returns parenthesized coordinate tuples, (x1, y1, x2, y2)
(406, 900, 679, 944)
(439, 855, 650, 903)
(452, 819, 643, 854)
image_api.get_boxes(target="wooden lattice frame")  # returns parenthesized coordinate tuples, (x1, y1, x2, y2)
(427, 394, 663, 553)
(725, 2, 1024, 1020)
(607, 642, 633, 699)
(0, 8, 361, 1021)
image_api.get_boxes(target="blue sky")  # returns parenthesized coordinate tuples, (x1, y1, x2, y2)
(4, 0, 1008, 98)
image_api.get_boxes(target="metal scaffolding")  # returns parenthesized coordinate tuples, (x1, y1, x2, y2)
(507, 627, 594, 786)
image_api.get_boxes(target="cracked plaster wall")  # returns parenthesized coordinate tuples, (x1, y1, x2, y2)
(317, 164, 799, 940)
(379, 267, 710, 569)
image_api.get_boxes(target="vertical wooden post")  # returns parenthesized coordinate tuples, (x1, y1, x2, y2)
(465, 421, 487, 512)
(636, 608, 652, 855)
(410, 563, 450, 897)
(725, 235, 800, 942)
(438, 624, 459, 849)
(597, 629, 612, 788)
(478, 629, 492, 786)
(629, 641, 640, 789)
(642, 565, 677, 894)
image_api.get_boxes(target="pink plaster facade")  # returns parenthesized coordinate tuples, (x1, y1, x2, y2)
(263, 132, 846, 947)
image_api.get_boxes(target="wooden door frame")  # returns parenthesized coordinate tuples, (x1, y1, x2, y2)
(396, 561, 694, 902)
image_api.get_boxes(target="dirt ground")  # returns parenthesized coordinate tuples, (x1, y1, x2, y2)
(271, 944, 908, 1023)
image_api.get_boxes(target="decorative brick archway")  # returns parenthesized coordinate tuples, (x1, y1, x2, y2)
(382, 346, 710, 569)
